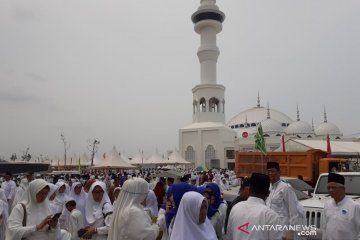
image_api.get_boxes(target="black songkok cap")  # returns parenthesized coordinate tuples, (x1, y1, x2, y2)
(250, 173, 270, 194)
(328, 173, 345, 185)
(266, 161, 280, 171)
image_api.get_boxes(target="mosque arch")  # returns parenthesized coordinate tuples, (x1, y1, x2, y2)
(200, 97, 206, 112)
(185, 145, 195, 163)
(205, 145, 216, 167)
(209, 97, 220, 112)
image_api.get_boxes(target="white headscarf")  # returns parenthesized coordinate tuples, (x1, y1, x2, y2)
(85, 181, 112, 225)
(70, 182, 87, 222)
(48, 183, 57, 199)
(108, 178, 159, 240)
(144, 190, 158, 218)
(6, 179, 52, 240)
(170, 191, 217, 240)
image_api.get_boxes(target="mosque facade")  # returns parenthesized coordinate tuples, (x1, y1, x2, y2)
(179, 0, 344, 169)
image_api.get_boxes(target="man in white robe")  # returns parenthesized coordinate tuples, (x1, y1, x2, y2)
(227, 173, 283, 240)
(266, 161, 302, 240)
(1, 172, 16, 213)
(321, 172, 360, 240)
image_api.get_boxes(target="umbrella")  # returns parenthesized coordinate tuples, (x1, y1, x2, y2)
(194, 165, 208, 172)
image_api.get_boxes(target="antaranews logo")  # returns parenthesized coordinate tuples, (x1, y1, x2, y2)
(237, 222, 250, 234)
(237, 223, 317, 236)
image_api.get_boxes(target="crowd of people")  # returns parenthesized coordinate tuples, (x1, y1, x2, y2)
(0, 162, 359, 240)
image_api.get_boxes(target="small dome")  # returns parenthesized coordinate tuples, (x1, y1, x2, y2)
(261, 118, 285, 134)
(315, 122, 342, 136)
(286, 121, 313, 135)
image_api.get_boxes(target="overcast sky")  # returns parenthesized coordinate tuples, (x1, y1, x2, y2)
(1, 0, 359, 160)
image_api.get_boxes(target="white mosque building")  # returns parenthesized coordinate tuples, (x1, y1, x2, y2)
(179, 0, 346, 169)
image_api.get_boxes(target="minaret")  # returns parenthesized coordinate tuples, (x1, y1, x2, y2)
(191, 0, 226, 123)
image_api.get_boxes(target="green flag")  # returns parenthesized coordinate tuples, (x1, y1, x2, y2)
(255, 123, 267, 155)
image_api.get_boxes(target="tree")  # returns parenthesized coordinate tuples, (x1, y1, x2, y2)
(21, 147, 31, 162)
(10, 153, 17, 162)
(87, 139, 100, 166)
(60, 133, 70, 166)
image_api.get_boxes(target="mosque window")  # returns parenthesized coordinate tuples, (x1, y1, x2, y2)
(264, 134, 270, 137)
(235, 124, 239, 128)
(200, 98, 206, 112)
(193, 100, 198, 114)
(307, 135, 312, 138)
(297, 135, 302, 138)
(251, 123, 257, 127)
(205, 145, 216, 168)
(276, 134, 281, 136)
(209, 97, 219, 112)
(282, 123, 287, 127)
(336, 137, 341, 139)
(240, 124, 244, 128)
(185, 146, 195, 163)
(230, 125, 234, 129)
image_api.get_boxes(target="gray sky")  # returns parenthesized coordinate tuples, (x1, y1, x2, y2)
(1, 0, 359, 160)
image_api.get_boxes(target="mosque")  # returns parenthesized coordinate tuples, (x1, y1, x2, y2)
(178, 0, 354, 170)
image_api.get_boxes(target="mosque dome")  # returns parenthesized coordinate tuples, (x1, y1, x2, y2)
(315, 122, 342, 136)
(314, 107, 342, 137)
(227, 106, 293, 129)
(286, 106, 313, 135)
(286, 121, 313, 135)
(261, 118, 285, 135)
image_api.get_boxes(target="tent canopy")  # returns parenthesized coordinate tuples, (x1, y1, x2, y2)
(167, 150, 192, 165)
(88, 146, 136, 169)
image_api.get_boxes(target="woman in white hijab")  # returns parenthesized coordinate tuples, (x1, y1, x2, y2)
(144, 189, 159, 219)
(108, 178, 159, 240)
(70, 182, 87, 224)
(170, 191, 217, 240)
(53, 181, 67, 214)
(5, 179, 60, 240)
(0, 189, 9, 240)
(47, 183, 58, 214)
(82, 181, 113, 240)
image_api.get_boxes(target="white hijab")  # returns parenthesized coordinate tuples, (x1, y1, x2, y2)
(170, 191, 217, 240)
(70, 182, 87, 222)
(108, 178, 156, 240)
(85, 181, 112, 225)
(144, 190, 158, 217)
(6, 179, 52, 240)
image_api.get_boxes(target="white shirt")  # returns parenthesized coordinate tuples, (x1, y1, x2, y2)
(1, 180, 16, 202)
(227, 196, 283, 240)
(67, 209, 84, 240)
(321, 196, 360, 240)
(266, 180, 300, 226)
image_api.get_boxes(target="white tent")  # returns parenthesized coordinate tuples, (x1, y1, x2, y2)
(167, 149, 192, 165)
(147, 150, 167, 165)
(88, 146, 136, 169)
(276, 139, 360, 156)
(129, 153, 145, 165)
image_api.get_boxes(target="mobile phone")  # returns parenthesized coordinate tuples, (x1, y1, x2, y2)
(52, 212, 62, 220)
(78, 228, 87, 237)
